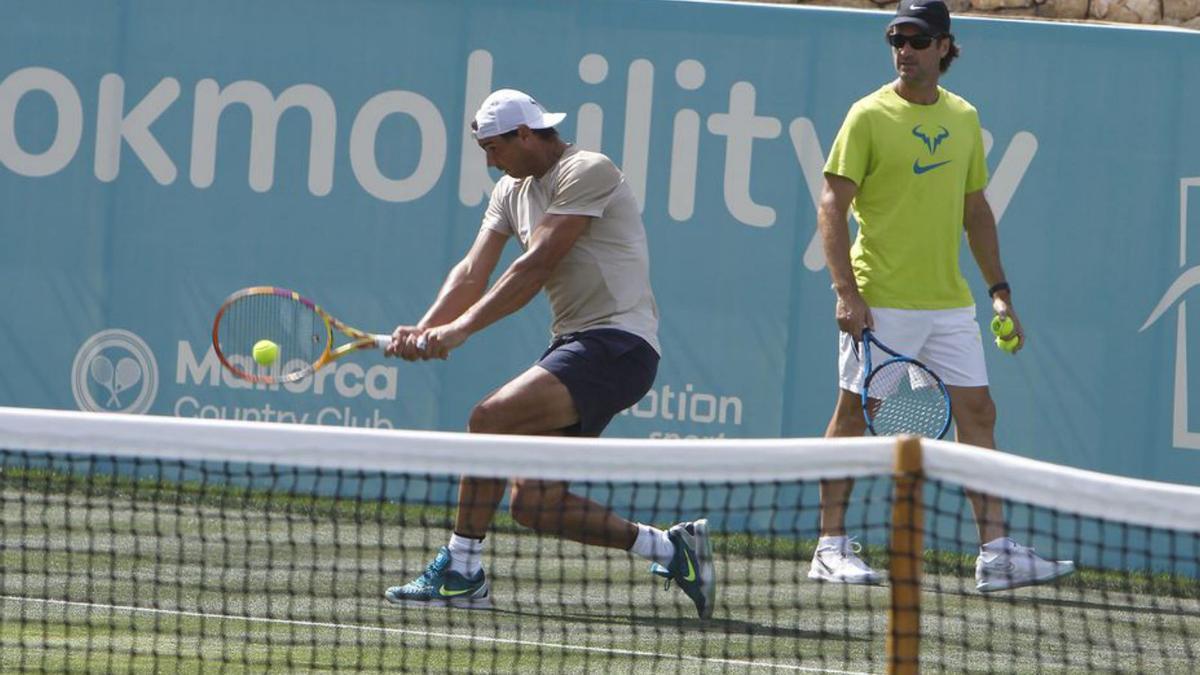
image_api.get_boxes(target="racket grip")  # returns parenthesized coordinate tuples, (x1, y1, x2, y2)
(372, 334, 391, 350)
(416, 334, 428, 351)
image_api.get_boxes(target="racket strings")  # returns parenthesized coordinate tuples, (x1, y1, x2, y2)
(865, 361, 949, 438)
(217, 294, 329, 380)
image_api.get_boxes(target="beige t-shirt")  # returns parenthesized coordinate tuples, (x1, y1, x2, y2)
(481, 146, 660, 354)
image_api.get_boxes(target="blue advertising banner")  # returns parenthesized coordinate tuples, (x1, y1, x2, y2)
(2, 0, 1198, 487)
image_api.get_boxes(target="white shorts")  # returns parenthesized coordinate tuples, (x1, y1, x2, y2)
(838, 306, 988, 393)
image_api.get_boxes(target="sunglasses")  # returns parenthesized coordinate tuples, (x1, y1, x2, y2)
(886, 33, 941, 50)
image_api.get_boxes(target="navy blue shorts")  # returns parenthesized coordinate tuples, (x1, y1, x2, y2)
(536, 328, 659, 437)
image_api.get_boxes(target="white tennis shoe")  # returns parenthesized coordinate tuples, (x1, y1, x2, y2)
(975, 537, 1075, 593)
(807, 536, 884, 585)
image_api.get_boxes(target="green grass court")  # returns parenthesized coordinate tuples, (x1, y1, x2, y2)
(1, 471, 1197, 673)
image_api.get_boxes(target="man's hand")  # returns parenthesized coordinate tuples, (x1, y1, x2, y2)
(385, 325, 425, 361)
(835, 289, 874, 339)
(991, 296, 1025, 354)
(412, 322, 470, 360)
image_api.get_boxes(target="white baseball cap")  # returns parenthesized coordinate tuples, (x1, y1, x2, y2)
(472, 89, 567, 140)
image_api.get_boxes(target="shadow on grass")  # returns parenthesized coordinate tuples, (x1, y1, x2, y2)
(491, 606, 872, 642)
(922, 580, 1200, 619)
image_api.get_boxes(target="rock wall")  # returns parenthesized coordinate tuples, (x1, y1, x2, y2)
(758, 0, 1200, 30)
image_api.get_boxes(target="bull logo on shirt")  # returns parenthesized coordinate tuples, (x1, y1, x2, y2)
(912, 125, 950, 154)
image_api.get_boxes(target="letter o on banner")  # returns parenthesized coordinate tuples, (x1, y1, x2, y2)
(0, 67, 83, 177)
(350, 90, 447, 202)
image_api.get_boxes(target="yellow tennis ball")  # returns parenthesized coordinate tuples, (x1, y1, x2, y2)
(252, 339, 280, 366)
(990, 315, 1014, 337)
(995, 335, 1019, 354)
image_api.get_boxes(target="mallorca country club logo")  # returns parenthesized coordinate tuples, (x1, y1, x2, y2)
(71, 329, 159, 414)
(1140, 177, 1200, 450)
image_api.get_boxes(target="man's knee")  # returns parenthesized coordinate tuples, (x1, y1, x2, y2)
(508, 490, 538, 529)
(468, 397, 508, 434)
(508, 482, 562, 530)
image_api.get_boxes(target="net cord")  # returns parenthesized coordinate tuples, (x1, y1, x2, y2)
(0, 406, 892, 483)
(923, 438, 1200, 532)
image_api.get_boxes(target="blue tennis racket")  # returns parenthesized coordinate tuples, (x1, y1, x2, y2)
(859, 329, 952, 439)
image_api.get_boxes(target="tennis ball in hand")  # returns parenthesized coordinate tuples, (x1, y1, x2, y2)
(990, 315, 1018, 353)
(252, 339, 280, 366)
(995, 335, 1019, 354)
(990, 315, 1014, 337)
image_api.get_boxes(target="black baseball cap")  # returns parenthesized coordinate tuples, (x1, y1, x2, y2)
(888, 0, 951, 36)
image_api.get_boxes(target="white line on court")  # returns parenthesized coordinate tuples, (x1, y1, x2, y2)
(1, 595, 868, 674)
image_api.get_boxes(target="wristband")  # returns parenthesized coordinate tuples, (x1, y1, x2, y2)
(987, 282, 1010, 298)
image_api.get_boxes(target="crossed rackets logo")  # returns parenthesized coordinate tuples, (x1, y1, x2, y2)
(71, 329, 159, 414)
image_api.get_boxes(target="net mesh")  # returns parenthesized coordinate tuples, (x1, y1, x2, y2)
(0, 408, 1197, 673)
(919, 477, 1200, 672)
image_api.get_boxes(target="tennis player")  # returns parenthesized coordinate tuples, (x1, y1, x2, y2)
(811, 0, 1074, 592)
(382, 89, 715, 618)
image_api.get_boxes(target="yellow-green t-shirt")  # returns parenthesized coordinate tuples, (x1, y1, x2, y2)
(824, 84, 989, 309)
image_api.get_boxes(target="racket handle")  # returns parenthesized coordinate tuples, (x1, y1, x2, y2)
(416, 334, 428, 351)
(372, 334, 391, 350)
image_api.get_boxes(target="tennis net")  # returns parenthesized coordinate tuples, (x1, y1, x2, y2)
(0, 407, 1197, 673)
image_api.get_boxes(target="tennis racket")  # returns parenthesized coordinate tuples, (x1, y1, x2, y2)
(212, 286, 391, 385)
(859, 329, 952, 439)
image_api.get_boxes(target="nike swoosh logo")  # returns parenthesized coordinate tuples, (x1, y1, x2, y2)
(683, 548, 697, 582)
(913, 159, 952, 174)
(438, 584, 473, 597)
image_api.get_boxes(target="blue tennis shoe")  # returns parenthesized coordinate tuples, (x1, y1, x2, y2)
(648, 519, 717, 619)
(384, 547, 492, 609)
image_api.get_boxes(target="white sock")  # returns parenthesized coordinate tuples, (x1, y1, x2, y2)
(629, 524, 674, 568)
(448, 533, 484, 577)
